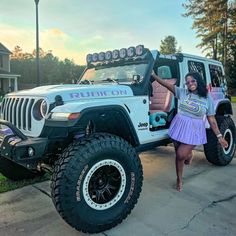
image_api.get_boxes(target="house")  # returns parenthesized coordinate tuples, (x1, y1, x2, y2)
(0, 42, 20, 95)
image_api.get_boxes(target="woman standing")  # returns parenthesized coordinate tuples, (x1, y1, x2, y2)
(151, 71, 228, 191)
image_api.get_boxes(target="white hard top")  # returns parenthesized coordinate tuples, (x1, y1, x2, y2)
(150, 50, 222, 65)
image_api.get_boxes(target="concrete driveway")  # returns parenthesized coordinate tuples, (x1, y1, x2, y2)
(0, 105, 236, 236)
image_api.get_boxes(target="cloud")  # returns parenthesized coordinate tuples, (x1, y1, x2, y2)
(41, 28, 70, 49)
(0, 23, 34, 51)
(0, 23, 86, 63)
(0, 0, 203, 65)
(79, 35, 104, 49)
(0, 24, 71, 55)
(49, 28, 68, 37)
(38, 28, 88, 64)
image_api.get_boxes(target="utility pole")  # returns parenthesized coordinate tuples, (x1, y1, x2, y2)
(35, 0, 40, 86)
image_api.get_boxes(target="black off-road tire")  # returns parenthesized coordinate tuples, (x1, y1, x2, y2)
(51, 133, 143, 234)
(0, 157, 44, 181)
(204, 116, 236, 166)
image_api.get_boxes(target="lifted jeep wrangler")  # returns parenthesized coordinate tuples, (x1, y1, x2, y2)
(0, 45, 235, 233)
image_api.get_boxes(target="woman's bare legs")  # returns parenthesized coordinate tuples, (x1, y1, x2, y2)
(173, 141, 182, 191)
(184, 151, 194, 165)
(173, 141, 195, 191)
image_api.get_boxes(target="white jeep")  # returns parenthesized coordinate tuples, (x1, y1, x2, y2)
(0, 45, 235, 233)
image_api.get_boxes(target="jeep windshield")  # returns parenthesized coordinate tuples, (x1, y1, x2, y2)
(79, 62, 149, 85)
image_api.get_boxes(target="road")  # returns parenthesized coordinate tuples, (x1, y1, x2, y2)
(0, 105, 235, 236)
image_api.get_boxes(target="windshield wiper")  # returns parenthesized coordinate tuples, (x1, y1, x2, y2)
(79, 79, 94, 85)
(101, 78, 119, 84)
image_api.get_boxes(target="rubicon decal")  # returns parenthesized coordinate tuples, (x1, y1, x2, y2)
(70, 89, 128, 98)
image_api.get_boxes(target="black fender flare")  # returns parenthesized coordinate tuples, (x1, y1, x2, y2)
(215, 100, 233, 115)
(43, 105, 140, 147)
(75, 105, 140, 146)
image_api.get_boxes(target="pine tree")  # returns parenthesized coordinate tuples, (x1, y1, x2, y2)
(227, 0, 236, 89)
(183, 0, 236, 90)
(159, 35, 181, 54)
(183, 0, 229, 62)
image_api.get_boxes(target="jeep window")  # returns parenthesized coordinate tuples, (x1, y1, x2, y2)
(209, 64, 223, 87)
(188, 60, 206, 82)
(154, 58, 180, 84)
(79, 63, 149, 84)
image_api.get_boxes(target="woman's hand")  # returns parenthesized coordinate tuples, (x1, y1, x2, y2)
(207, 116, 229, 149)
(150, 70, 175, 94)
(151, 70, 157, 79)
(218, 137, 228, 148)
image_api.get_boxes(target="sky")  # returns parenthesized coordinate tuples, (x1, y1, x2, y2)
(0, 0, 202, 65)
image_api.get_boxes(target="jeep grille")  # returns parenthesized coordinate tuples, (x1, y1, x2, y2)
(1, 97, 44, 137)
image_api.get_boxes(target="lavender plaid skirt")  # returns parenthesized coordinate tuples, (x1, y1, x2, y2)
(168, 113, 207, 145)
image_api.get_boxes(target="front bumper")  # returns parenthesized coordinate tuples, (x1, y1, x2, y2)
(0, 119, 48, 170)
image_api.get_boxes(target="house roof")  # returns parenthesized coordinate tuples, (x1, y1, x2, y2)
(0, 43, 11, 54)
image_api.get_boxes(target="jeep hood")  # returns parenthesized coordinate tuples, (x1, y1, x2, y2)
(6, 84, 134, 102)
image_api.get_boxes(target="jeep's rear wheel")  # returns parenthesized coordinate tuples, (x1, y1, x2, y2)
(51, 133, 143, 233)
(0, 157, 44, 181)
(204, 116, 236, 166)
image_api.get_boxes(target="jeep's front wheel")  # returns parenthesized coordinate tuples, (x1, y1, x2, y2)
(51, 133, 143, 233)
(204, 116, 236, 166)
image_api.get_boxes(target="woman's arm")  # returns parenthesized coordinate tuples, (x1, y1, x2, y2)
(207, 115, 228, 148)
(151, 71, 175, 94)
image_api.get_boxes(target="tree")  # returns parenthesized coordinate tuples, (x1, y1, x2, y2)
(182, 0, 230, 62)
(10, 46, 85, 87)
(159, 35, 181, 54)
(40, 52, 60, 84)
(227, 0, 236, 90)
(11, 46, 24, 59)
(182, 0, 236, 92)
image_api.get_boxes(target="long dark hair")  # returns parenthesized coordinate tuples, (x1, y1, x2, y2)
(185, 72, 208, 98)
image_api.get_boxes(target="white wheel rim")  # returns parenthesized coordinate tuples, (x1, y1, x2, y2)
(82, 159, 126, 210)
(223, 128, 233, 155)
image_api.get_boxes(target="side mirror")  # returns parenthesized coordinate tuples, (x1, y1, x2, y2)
(132, 75, 143, 84)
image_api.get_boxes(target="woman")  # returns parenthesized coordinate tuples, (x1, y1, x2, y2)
(151, 71, 228, 191)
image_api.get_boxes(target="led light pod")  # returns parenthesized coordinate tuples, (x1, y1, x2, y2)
(105, 51, 112, 60)
(127, 47, 135, 57)
(135, 45, 144, 56)
(112, 50, 119, 60)
(92, 53, 98, 62)
(119, 48, 127, 58)
(86, 54, 93, 63)
(98, 52, 105, 61)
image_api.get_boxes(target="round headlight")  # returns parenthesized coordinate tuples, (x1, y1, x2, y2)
(40, 100, 48, 118)
(33, 99, 48, 120)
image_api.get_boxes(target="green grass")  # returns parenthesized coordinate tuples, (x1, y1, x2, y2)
(231, 96, 236, 103)
(0, 173, 50, 193)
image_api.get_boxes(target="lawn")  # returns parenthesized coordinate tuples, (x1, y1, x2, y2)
(231, 96, 236, 103)
(0, 173, 50, 193)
